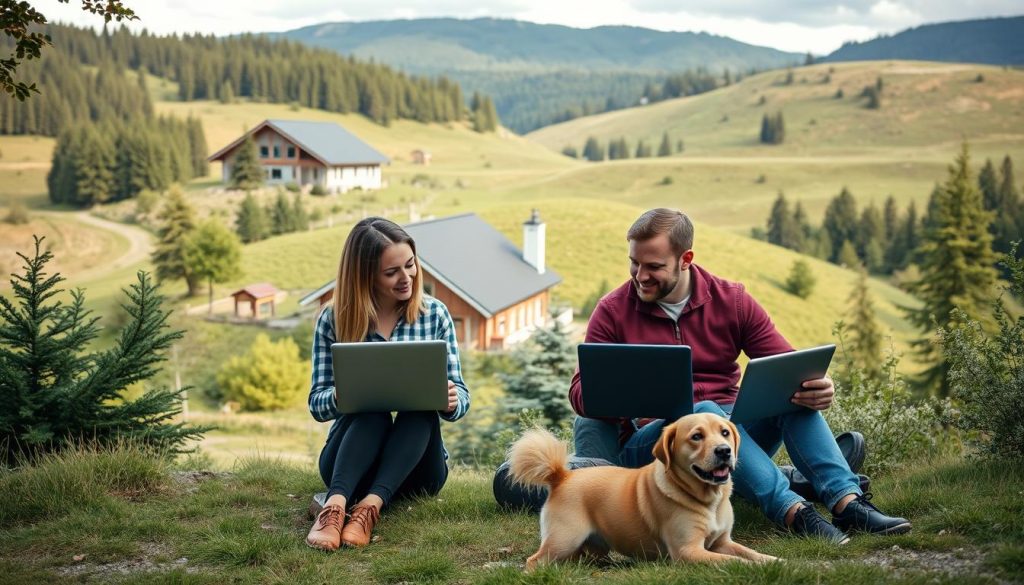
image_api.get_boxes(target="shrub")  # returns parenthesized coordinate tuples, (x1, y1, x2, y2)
(134, 189, 159, 217)
(3, 200, 29, 225)
(659, 176, 674, 186)
(216, 334, 307, 411)
(827, 324, 954, 476)
(940, 247, 1024, 461)
(284, 182, 300, 193)
(784, 259, 815, 298)
(0, 237, 207, 465)
(309, 184, 326, 196)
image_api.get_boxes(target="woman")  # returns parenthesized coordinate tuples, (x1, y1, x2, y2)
(305, 217, 470, 551)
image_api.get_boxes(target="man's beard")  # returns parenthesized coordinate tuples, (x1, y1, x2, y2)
(633, 269, 679, 302)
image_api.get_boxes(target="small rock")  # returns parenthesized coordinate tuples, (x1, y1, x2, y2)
(483, 561, 516, 570)
(286, 494, 298, 499)
(891, 545, 902, 551)
(371, 535, 381, 543)
(497, 547, 513, 555)
(73, 554, 86, 562)
(938, 529, 947, 536)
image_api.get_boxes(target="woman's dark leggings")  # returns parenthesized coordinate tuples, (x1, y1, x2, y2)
(318, 411, 448, 508)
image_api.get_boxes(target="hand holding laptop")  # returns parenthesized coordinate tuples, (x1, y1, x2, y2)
(791, 375, 835, 411)
(445, 380, 458, 414)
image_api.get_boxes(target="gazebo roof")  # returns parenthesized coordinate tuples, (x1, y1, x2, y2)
(231, 283, 279, 300)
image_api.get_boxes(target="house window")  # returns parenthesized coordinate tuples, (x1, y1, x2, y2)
(287, 146, 296, 158)
(271, 168, 282, 180)
(259, 146, 269, 158)
(273, 145, 280, 158)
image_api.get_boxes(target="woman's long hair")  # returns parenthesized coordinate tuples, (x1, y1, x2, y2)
(332, 217, 425, 342)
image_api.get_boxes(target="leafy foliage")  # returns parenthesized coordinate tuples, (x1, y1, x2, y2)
(216, 334, 306, 411)
(0, 236, 206, 465)
(827, 323, 953, 476)
(183, 219, 242, 313)
(940, 245, 1024, 461)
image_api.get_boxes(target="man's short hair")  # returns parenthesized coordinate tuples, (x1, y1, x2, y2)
(627, 208, 694, 255)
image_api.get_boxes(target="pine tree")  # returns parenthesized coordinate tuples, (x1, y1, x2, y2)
(0, 237, 207, 465)
(978, 159, 1000, 211)
(269, 190, 295, 235)
(838, 240, 861, 269)
(784, 259, 815, 299)
(498, 321, 577, 429)
(219, 80, 234, 104)
(582, 137, 604, 162)
(857, 203, 885, 261)
(793, 201, 812, 249)
(904, 144, 998, 397)
(230, 135, 263, 190)
(766, 191, 802, 250)
(845, 266, 883, 378)
(183, 219, 243, 314)
(823, 187, 859, 263)
(292, 192, 309, 231)
(883, 195, 900, 246)
(658, 131, 672, 157)
(187, 116, 209, 178)
(234, 192, 268, 243)
(152, 186, 200, 296)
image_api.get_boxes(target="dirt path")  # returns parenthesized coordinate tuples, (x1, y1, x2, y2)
(36, 210, 154, 281)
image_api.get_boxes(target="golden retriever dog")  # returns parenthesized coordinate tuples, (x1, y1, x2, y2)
(508, 413, 777, 569)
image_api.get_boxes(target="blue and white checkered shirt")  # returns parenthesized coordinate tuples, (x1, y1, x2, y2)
(308, 296, 470, 432)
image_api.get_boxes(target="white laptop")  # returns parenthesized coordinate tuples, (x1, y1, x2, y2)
(330, 340, 449, 414)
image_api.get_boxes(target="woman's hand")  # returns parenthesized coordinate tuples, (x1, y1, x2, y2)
(791, 375, 835, 411)
(445, 380, 458, 414)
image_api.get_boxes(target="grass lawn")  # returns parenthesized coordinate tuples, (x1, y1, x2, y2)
(0, 446, 1021, 584)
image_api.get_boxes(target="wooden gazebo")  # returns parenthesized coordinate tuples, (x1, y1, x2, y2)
(231, 283, 279, 319)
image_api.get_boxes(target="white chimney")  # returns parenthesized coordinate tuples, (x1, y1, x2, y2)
(522, 208, 545, 274)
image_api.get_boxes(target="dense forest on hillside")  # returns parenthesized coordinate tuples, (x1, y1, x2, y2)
(824, 16, 1024, 65)
(0, 23, 479, 135)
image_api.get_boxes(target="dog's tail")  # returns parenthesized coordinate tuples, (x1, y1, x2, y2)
(507, 428, 569, 490)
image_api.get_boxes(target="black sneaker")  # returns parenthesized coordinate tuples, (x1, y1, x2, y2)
(832, 493, 911, 536)
(790, 504, 850, 545)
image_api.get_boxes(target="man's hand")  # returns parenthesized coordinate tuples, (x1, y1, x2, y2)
(791, 376, 834, 411)
(445, 380, 458, 414)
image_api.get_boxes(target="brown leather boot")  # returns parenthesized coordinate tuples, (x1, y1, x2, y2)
(305, 504, 346, 551)
(341, 504, 380, 547)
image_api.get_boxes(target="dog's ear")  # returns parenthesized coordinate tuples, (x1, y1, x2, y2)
(727, 419, 740, 453)
(652, 422, 678, 467)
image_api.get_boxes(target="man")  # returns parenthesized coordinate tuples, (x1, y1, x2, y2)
(569, 208, 909, 544)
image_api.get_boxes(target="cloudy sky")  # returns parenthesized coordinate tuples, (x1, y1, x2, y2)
(40, 0, 1022, 54)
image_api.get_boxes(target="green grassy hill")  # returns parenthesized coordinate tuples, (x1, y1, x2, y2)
(525, 60, 1024, 231)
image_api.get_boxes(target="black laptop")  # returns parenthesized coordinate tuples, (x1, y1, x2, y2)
(577, 343, 693, 420)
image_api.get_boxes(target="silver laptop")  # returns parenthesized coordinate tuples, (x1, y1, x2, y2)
(729, 344, 836, 424)
(330, 340, 449, 414)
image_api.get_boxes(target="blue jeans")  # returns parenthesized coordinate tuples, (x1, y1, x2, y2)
(573, 401, 862, 526)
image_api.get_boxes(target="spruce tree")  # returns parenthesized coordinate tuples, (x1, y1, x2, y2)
(152, 186, 200, 296)
(292, 192, 309, 231)
(784, 259, 815, 299)
(857, 203, 885, 261)
(904, 144, 998, 397)
(845, 266, 883, 378)
(235, 192, 268, 243)
(823, 187, 859, 263)
(187, 116, 209, 178)
(838, 240, 861, 269)
(978, 159, 1000, 212)
(766, 192, 802, 250)
(793, 201, 812, 250)
(498, 321, 577, 429)
(270, 190, 295, 235)
(0, 237, 207, 465)
(883, 195, 900, 246)
(230, 135, 263, 190)
(658, 131, 672, 157)
(582, 137, 604, 162)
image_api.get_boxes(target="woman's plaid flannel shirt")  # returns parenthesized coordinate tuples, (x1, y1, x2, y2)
(307, 296, 470, 433)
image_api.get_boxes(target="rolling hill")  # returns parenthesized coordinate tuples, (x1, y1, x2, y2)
(277, 18, 803, 132)
(823, 16, 1024, 65)
(525, 60, 1024, 231)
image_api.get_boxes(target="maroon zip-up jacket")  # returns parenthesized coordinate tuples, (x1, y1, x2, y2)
(569, 264, 793, 443)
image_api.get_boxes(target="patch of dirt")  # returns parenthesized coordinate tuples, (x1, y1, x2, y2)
(890, 64, 975, 75)
(171, 470, 233, 494)
(992, 87, 1024, 101)
(827, 545, 1011, 585)
(948, 96, 992, 113)
(55, 543, 195, 579)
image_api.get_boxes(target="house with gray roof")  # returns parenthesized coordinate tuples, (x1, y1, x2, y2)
(300, 211, 563, 350)
(208, 119, 389, 194)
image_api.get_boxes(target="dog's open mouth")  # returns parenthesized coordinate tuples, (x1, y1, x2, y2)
(692, 464, 732, 484)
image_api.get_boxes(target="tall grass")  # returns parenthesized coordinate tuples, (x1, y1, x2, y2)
(0, 442, 168, 526)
